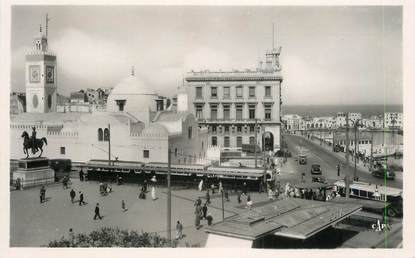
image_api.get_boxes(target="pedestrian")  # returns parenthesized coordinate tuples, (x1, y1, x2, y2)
(242, 182, 248, 195)
(79, 191, 86, 206)
(211, 183, 215, 194)
(79, 168, 84, 181)
(176, 221, 183, 240)
(237, 192, 241, 204)
(68, 228, 75, 246)
(151, 185, 157, 200)
(194, 205, 201, 228)
(70, 189, 76, 203)
(202, 203, 208, 219)
(337, 164, 341, 177)
(206, 190, 211, 204)
(198, 179, 203, 192)
(219, 181, 223, 193)
(93, 203, 102, 220)
(206, 213, 213, 226)
(143, 179, 148, 192)
(121, 200, 128, 212)
(224, 189, 230, 202)
(246, 194, 253, 209)
(40, 185, 46, 203)
(197, 197, 202, 206)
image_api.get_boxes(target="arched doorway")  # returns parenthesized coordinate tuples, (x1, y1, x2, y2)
(262, 132, 274, 151)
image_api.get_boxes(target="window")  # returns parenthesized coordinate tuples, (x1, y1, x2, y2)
(211, 87, 217, 98)
(224, 136, 230, 147)
(265, 86, 271, 97)
(249, 86, 255, 97)
(223, 87, 230, 99)
(98, 128, 103, 141)
(210, 105, 218, 120)
(236, 105, 243, 120)
(237, 125, 242, 133)
(237, 136, 243, 147)
(196, 105, 203, 119)
(212, 136, 217, 146)
(224, 125, 230, 134)
(249, 136, 255, 145)
(265, 105, 272, 120)
(196, 87, 203, 99)
(143, 150, 150, 158)
(211, 125, 217, 133)
(223, 104, 230, 120)
(188, 126, 192, 139)
(236, 86, 243, 98)
(104, 128, 110, 141)
(249, 105, 256, 119)
(249, 125, 255, 133)
(60, 147, 66, 155)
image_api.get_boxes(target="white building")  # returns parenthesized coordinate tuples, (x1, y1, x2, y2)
(282, 114, 301, 131)
(10, 20, 208, 165)
(384, 112, 403, 129)
(348, 112, 362, 124)
(335, 112, 346, 128)
(361, 115, 383, 129)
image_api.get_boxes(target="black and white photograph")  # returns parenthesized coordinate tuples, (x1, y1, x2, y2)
(1, 1, 415, 256)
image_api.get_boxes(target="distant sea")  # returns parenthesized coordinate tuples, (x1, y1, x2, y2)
(282, 105, 403, 117)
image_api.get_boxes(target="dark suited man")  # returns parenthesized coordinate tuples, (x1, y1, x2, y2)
(94, 203, 102, 220)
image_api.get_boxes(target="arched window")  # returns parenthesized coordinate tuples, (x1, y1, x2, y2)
(98, 128, 103, 141)
(104, 128, 110, 141)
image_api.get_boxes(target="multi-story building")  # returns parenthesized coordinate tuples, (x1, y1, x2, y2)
(185, 48, 283, 152)
(335, 112, 346, 128)
(362, 115, 383, 129)
(282, 114, 301, 131)
(348, 112, 362, 124)
(384, 112, 403, 129)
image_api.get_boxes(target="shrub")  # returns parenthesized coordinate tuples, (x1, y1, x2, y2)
(47, 227, 177, 247)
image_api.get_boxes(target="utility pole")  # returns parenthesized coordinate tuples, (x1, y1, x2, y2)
(354, 122, 359, 180)
(108, 124, 111, 166)
(221, 190, 225, 221)
(370, 129, 374, 171)
(167, 148, 172, 246)
(254, 118, 258, 168)
(345, 114, 350, 198)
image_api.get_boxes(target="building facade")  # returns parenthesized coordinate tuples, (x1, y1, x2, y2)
(384, 112, 403, 129)
(185, 48, 283, 152)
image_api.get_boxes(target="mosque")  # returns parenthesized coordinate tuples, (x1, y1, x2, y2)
(10, 20, 208, 165)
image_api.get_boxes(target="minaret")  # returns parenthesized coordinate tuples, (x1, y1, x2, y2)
(25, 14, 57, 113)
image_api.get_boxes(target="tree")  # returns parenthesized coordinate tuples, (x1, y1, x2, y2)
(47, 227, 177, 247)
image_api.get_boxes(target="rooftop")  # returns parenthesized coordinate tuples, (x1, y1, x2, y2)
(205, 198, 361, 240)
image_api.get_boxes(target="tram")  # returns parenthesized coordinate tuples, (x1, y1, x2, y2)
(84, 159, 272, 191)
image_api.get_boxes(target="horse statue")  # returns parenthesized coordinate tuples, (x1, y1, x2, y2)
(21, 131, 48, 158)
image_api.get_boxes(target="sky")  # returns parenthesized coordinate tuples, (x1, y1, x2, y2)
(11, 5, 402, 105)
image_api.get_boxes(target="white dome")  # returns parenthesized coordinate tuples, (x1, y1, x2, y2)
(107, 74, 158, 112)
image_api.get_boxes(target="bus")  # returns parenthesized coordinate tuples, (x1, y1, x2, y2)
(333, 180, 402, 217)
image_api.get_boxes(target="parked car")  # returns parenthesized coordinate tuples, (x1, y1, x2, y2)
(310, 164, 322, 175)
(312, 175, 327, 183)
(371, 169, 395, 180)
(299, 155, 307, 165)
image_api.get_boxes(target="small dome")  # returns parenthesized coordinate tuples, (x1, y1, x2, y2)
(107, 74, 158, 112)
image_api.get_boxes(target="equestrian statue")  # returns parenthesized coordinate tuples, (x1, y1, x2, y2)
(21, 127, 48, 158)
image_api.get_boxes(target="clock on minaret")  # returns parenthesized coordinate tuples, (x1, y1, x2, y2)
(25, 16, 57, 113)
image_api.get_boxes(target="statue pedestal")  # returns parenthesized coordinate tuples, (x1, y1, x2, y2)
(13, 157, 55, 188)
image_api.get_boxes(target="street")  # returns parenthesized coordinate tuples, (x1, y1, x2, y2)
(283, 134, 403, 189)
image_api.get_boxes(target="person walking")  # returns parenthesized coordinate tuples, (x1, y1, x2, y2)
(176, 221, 183, 240)
(202, 203, 208, 220)
(237, 192, 242, 204)
(151, 185, 157, 200)
(224, 189, 230, 202)
(336, 164, 341, 177)
(211, 183, 215, 194)
(205, 190, 211, 204)
(40, 185, 46, 203)
(194, 204, 202, 229)
(198, 179, 203, 192)
(93, 203, 102, 220)
(70, 189, 76, 203)
(121, 200, 127, 212)
(143, 179, 148, 192)
(79, 191, 86, 206)
(79, 168, 84, 181)
(246, 194, 253, 209)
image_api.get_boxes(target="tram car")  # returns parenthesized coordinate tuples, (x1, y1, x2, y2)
(84, 159, 273, 191)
